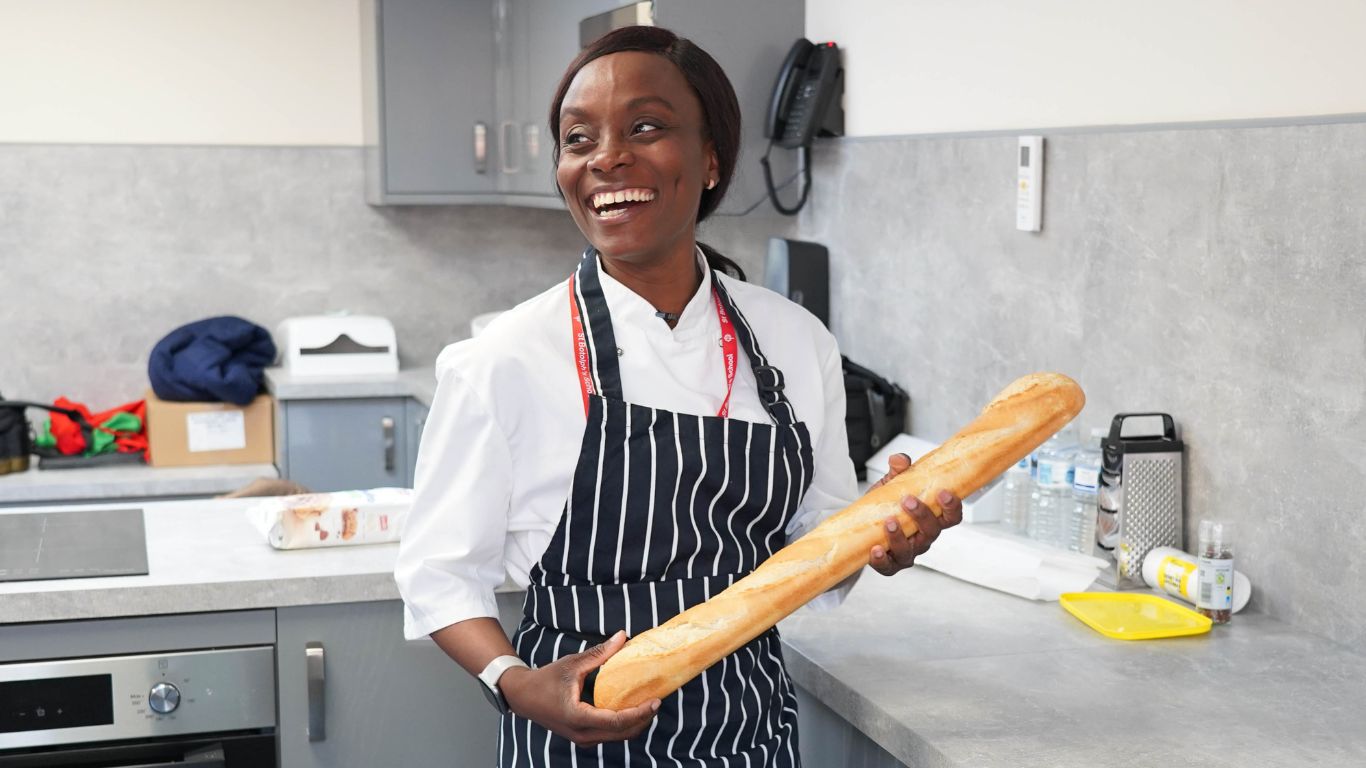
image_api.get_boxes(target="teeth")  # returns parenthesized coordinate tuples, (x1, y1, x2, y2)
(591, 188, 656, 211)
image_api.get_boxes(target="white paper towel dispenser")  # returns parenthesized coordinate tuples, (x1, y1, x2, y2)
(276, 315, 398, 377)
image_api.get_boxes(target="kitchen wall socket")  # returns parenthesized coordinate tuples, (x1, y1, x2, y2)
(1016, 135, 1043, 232)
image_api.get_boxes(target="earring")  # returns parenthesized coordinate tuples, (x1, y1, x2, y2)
(706, 179, 717, 190)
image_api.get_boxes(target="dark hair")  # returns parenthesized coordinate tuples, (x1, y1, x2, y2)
(548, 26, 746, 280)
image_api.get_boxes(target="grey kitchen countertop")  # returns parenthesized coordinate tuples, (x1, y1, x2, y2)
(2, 499, 1362, 766)
(0, 460, 278, 506)
(264, 366, 438, 407)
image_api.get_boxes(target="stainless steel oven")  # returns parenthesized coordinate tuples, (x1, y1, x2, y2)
(0, 646, 275, 767)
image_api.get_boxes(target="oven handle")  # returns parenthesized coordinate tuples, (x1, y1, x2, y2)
(108, 743, 226, 768)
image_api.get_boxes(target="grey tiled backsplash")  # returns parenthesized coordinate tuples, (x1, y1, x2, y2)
(791, 122, 1366, 649)
(2, 120, 1363, 648)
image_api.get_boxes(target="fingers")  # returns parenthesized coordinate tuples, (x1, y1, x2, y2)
(871, 453, 913, 489)
(937, 489, 964, 528)
(559, 632, 661, 746)
(870, 514, 916, 576)
(577, 630, 627, 672)
(869, 491, 964, 576)
(566, 696, 659, 746)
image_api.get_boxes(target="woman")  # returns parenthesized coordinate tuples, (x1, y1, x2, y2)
(396, 26, 962, 767)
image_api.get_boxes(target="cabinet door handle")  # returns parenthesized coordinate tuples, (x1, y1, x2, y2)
(382, 416, 396, 472)
(474, 121, 488, 174)
(499, 120, 521, 174)
(306, 642, 326, 743)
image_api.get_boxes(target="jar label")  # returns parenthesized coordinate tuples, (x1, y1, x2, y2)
(1159, 555, 1197, 601)
(1197, 556, 1235, 610)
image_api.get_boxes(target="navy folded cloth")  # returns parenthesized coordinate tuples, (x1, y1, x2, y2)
(148, 316, 277, 405)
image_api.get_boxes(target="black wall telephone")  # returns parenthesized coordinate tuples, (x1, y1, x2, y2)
(761, 39, 844, 215)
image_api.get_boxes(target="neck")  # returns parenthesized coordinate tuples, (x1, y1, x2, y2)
(598, 241, 703, 324)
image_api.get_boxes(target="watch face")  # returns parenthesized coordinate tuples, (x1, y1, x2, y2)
(481, 681, 509, 714)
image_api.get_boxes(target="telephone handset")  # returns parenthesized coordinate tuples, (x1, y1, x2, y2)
(765, 39, 844, 149)
(761, 39, 844, 215)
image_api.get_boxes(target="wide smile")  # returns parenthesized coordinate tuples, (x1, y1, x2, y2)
(586, 187, 657, 222)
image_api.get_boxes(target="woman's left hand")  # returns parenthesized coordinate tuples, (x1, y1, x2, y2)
(867, 453, 964, 576)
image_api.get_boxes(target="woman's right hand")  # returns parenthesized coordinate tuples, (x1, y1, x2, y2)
(499, 630, 660, 747)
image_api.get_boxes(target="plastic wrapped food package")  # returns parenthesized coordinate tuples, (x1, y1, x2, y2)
(245, 488, 411, 549)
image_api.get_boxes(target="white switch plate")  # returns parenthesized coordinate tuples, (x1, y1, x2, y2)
(1016, 135, 1043, 232)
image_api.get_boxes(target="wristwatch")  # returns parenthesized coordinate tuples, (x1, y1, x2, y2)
(477, 655, 530, 714)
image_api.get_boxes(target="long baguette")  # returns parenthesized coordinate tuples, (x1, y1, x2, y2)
(592, 372, 1085, 710)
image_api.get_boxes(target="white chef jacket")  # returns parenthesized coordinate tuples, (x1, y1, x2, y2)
(396, 254, 861, 640)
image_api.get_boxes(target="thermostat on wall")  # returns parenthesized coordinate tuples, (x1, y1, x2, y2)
(1017, 135, 1043, 232)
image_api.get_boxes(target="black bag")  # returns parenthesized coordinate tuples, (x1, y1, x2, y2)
(841, 357, 908, 481)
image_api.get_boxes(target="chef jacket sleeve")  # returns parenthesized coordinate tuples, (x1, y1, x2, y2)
(395, 352, 514, 640)
(785, 330, 863, 610)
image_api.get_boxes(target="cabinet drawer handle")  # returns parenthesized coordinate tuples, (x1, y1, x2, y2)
(382, 416, 396, 472)
(499, 120, 521, 174)
(474, 121, 488, 174)
(306, 641, 326, 743)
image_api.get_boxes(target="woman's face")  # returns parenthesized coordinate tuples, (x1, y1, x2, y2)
(556, 51, 718, 263)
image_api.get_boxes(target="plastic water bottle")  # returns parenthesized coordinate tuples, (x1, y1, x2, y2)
(1028, 429, 1076, 548)
(1002, 455, 1033, 534)
(1068, 430, 1104, 553)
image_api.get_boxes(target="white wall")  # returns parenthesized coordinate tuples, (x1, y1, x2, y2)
(0, 0, 362, 145)
(807, 0, 1366, 136)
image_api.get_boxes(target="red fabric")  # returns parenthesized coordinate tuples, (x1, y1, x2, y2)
(48, 397, 148, 456)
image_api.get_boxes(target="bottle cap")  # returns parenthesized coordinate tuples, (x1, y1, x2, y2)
(1198, 519, 1233, 548)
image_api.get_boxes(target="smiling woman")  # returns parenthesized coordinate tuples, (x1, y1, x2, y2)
(549, 28, 744, 297)
(394, 24, 962, 768)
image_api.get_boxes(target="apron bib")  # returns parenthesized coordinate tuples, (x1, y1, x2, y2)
(499, 251, 813, 768)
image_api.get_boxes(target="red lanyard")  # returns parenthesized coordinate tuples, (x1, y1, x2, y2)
(569, 274, 739, 418)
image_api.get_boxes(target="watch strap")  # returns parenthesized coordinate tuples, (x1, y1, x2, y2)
(478, 654, 529, 687)
(477, 655, 529, 714)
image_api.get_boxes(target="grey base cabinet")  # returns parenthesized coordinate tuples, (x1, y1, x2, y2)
(277, 597, 524, 768)
(795, 685, 909, 768)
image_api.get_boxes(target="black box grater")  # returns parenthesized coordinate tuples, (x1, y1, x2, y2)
(1094, 413, 1185, 588)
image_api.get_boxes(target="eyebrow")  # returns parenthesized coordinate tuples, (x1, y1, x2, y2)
(560, 95, 677, 121)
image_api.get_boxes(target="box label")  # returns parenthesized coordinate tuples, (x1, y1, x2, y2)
(185, 411, 247, 452)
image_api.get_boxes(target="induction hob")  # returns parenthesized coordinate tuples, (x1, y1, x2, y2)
(0, 509, 148, 583)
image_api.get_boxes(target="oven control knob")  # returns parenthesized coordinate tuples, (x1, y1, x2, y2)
(149, 682, 181, 714)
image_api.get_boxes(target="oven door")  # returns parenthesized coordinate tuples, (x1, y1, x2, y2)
(0, 731, 275, 768)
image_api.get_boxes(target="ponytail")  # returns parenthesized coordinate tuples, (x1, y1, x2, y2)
(698, 241, 747, 282)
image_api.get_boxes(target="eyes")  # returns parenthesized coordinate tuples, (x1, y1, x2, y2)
(562, 120, 664, 150)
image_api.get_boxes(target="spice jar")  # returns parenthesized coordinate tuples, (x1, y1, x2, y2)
(1142, 546, 1251, 613)
(1196, 520, 1235, 624)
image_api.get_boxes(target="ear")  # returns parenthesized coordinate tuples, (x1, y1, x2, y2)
(703, 139, 720, 189)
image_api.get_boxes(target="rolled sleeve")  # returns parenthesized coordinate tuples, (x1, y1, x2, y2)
(395, 359, 514, 640)
(786, 334, 863, 610)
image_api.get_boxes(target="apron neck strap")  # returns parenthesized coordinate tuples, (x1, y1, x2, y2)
(570, 248, 797, 426)
(569, 249, 624, 406)
(710, 277, 798, 427)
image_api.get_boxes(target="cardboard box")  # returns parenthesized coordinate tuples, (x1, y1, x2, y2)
(145, 390, 274, 467)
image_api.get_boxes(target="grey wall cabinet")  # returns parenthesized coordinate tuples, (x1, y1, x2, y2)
(362, 0, 500, 204)
(277, 398, 412, 492)
(276, 598, 524, 768)
(362, 0, 805, 213)
(651, 0, 806, 215)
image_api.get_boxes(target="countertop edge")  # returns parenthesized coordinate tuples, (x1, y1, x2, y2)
(0, 573, 401, 624)
(264, 367, 437, 407)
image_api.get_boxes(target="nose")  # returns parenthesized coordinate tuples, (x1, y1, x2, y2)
(587, 133, 634, 174)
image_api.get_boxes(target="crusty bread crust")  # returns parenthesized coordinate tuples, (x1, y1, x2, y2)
(592, 372, 1085, 709)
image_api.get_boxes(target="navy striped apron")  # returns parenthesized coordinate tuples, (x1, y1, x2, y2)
(498, 251, 813, 767)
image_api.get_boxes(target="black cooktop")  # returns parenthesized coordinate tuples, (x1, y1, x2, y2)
(0, 509, 148, 583)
